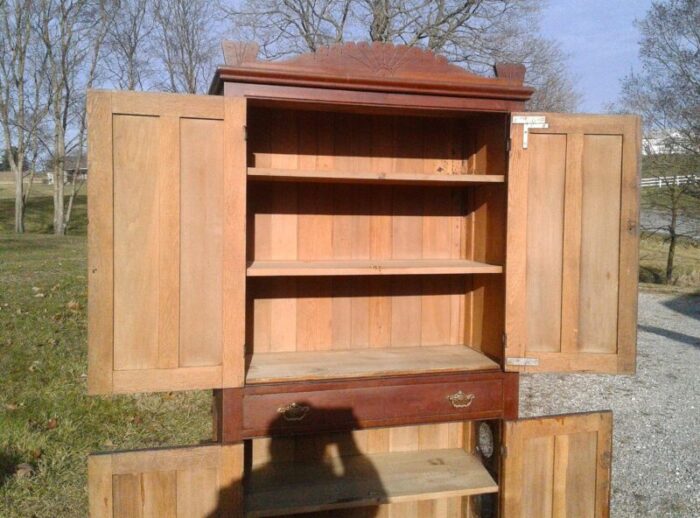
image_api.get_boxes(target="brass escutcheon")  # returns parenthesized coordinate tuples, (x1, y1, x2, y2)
(277, 402, 310, 421)
(447, 391, 476, 408)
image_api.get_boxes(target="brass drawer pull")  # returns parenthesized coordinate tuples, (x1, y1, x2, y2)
(447, 391, 476, 409)
(277, 402, 310, 422)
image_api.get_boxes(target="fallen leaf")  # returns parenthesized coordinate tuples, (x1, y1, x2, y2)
(31, 448, 43, 460)
(103, 439, 114, 448)
(15, 463, 33, 478)
(66, 300, 80, 311)
(31, 286, 40, 292)
(34, 293, 45, 298)
(3, 403, 18, 411)
(28, 361, 40, 372)
(46, 418, 58, 430)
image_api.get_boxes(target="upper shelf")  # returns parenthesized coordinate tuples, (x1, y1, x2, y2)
(245, 448, 498, 517)
(248, 167, 505, 186)
(247, 259, 503, 277)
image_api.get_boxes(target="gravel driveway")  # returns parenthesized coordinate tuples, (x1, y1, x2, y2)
(519, 291, 700, 517)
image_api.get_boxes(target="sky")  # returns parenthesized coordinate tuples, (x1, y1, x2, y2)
(540, 0, 653, 112)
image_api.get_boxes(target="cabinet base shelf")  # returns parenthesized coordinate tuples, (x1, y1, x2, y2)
(245, 448, 498, 517)
(246, 345, 500, 384)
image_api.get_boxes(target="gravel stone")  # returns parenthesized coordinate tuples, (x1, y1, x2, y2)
(519, 291, 700, 517)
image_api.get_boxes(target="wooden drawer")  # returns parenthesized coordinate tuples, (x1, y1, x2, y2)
(215, 372, 518, 442)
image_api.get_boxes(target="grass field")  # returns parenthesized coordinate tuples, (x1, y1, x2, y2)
(0, 192, 211, 516)
(0, 187, 697, 516)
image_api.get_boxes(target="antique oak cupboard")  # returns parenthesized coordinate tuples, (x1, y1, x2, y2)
(86, 42, 639, 517)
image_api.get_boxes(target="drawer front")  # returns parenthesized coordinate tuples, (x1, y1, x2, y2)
(242, 377, 504, 437)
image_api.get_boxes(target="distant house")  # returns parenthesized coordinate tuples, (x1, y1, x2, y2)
(46, 154, 87, 184)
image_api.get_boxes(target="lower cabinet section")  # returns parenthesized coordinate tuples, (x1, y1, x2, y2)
(88, 412, 612, 517)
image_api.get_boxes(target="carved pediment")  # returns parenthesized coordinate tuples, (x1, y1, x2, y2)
(273, 42, 482, 81)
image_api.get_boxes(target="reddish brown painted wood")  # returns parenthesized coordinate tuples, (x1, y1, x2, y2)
(213, 388, 243, 443)
(216, 372, 512, 443)
(503, 372, 519, 420)
(211, 42, 533, 104)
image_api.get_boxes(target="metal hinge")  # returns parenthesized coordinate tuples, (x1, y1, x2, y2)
(502, 333, 507, 347)
(243, 125, 248, 141)
(506, 137, 511, 153)
(501, 445, 508, 458)
(506, 357, 540, 367)
(512, 115, 548, 149)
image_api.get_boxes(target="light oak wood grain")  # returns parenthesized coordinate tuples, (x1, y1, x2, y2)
(502, 411, 613, 518)
(246, 344, 499, 383)
(245, 448, 497, 517)
(88, 444, 244, 518)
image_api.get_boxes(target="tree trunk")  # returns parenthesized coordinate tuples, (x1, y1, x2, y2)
(665, 207, 677, 284)
(14, 165, 24, 233)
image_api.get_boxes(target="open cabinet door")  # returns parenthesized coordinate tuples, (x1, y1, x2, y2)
(88, 444, 244, 517)
(87, 91, 247, 394)
(505, 114, 640, 374)
(501, 411, 613, 517)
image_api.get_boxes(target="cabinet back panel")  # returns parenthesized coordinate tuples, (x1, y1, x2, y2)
(248, 107, 507, 176)
(248, 276, 507, 354)
(250, 183, 466, 261)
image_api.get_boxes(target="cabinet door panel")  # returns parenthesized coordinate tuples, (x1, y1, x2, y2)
(505, 114, 640, 373)
(88, 444, 243, 518)
(502, 411, 612, 518)
(87, 91, 247, 394)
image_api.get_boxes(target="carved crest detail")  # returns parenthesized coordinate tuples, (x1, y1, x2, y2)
(276, 42, 481, 80)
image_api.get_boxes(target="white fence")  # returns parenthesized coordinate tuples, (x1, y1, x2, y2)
(641, 175, 698, 188)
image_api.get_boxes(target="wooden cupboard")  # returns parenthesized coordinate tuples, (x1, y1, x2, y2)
(87, 42, 639, 517)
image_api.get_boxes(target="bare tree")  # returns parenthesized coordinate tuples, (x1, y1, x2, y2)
(0, 0, 48, 233)
(225, 0, 579, 111)
(36, 0, 111, 234)
(618, 0, 699, 283)
(104, 0, 153, 90)
(152, 0, 221, 93)
(226, 0, 351, 58)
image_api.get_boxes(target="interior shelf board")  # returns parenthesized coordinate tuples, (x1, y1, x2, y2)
(247, 259, 503, 277)
(248, 167, 505, 185)
(246, 345, 500, 384)
(245, 448, 498, 517)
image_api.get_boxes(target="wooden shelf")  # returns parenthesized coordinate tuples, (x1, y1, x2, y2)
(246, 448, 498, 517)
(246, 345, 500, 384)
(247, 259, 503, 277)
(248, 167, 505, 185)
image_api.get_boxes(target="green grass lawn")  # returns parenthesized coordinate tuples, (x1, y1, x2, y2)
(0, 193, 211, 517)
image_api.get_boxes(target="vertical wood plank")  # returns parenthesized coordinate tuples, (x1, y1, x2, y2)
(176, 468, 219, 518)
(179, 118, 223, 367)
(113, 473, 143, 517)
(88, 455, 113, 518)
(525, 133, 566, 352)
(504, 121, 529, 365)
(222, 97, 247, 387)
(157, 115, 181, 369)
(579, 135, 623, 353)
(560, 133, 584, 353)
(142, 470, 177, 517)
(616, 117, 641, 373)
(87, 91, 114, 394)
(552, 433, 598, 518)
(112, 114, 160, 371)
